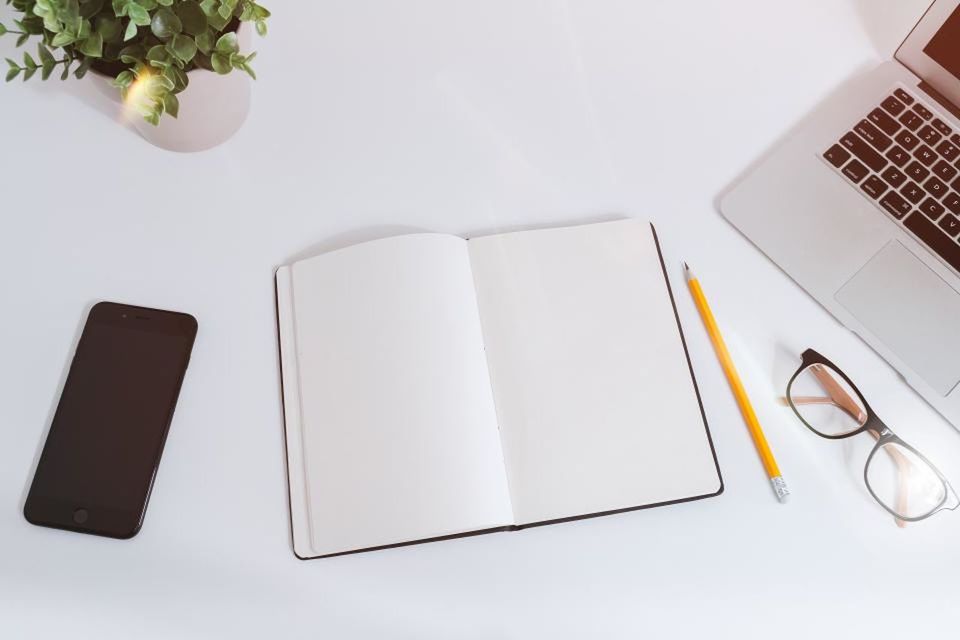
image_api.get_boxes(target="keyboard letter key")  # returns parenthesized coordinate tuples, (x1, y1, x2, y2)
(939, 214, 960, 237)
(944, 192, 960, 216)
(896, 130, 920, 150)
(920, 197, 946, 220)
(885, 146, 910, 167)
(901, 181, 926, 204)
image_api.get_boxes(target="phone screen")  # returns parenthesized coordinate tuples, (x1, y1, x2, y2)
(25, 302, 196, 538)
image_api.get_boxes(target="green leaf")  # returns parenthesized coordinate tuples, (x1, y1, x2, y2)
(163, 92, 179, 118)
(61, 60, 72, 80)
(113, 69, 135, 88)
(96, 16, 122, 42)
(176, 1, 208, 36)
(23, 65, 36, 80)
(215, 32, 238, 55)
(0, 23, 7, 37)
(124, 20, 138, 41)
(6, 58, 18, 69)
(194, 30, 214, 54)
(51, 31, 76, 47)
(119, 44, 146, 64)
(37, 43, 54, 66)
(255, 19, 267, 37)
(150, 7, 181, 40)
(128, 4, 151, 26)
(6, 67, 20, 82)
(74, 56, 93, 79)
(155, 74, 175, 91)
(22, 52, 37, 69)
(146, 44, 168, 63)
(16, 33, 29, 47)
(76, 32, 103, 57)
(168, 33, 197, 63)
(80, 0, 106, 19)
(210, 52, 230, 74)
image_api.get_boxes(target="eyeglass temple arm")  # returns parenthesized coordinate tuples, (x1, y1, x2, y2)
(793, 366, 910, 527)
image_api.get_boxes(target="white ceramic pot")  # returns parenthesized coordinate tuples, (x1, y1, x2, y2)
(91, 26, 253, 153)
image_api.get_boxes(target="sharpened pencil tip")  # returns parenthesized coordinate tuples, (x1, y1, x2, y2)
(683, 261, 689, 271)
(771, 476, 790, 503)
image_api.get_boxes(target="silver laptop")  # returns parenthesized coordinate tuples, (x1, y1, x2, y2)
(721, 0, 960, 427)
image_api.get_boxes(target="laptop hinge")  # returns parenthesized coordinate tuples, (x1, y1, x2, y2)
(918, 81, 960, 121)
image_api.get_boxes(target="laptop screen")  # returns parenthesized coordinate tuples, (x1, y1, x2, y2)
(925, 5, 960, 78)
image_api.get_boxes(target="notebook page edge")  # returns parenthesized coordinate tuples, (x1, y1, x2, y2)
(276, 266, 316, 559)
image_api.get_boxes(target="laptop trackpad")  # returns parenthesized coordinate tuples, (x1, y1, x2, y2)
(836, 242, 960, 396)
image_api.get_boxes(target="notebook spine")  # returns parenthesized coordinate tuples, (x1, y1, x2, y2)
(276, 266, 315, 559)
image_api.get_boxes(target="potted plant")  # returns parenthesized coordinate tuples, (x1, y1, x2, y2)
(1, 0, 270, 150)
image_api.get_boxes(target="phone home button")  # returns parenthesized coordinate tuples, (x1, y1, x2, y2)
(72, 508, 88, 524)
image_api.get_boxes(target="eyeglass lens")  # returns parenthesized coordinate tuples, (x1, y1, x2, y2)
(788, 363, 867, 437)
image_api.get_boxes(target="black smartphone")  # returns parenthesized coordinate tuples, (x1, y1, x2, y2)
(24, 302, 197, 539)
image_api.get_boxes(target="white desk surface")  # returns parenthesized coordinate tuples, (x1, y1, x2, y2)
(2, 1, 957, 638)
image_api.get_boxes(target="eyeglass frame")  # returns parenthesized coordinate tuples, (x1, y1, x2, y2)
(786, 348, 959, 523)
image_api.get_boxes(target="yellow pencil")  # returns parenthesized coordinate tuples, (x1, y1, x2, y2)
(684, 263, 789, 503)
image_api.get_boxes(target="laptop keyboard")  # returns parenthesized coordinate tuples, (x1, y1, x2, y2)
(822, 87, 960, 274)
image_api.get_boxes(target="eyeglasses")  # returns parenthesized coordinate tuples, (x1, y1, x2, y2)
(786, 349, 958, 524)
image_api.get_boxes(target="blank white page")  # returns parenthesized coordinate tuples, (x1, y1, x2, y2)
(468, 220, 721, 525)
(285, 234, 513, 557)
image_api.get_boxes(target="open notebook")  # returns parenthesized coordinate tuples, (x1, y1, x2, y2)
(276, 219, 722, 559)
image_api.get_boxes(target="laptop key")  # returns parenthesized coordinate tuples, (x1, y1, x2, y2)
(856, 120, 893, 151)
(925, 176, 948, 199)
(882, 96, 907, 117)
(894, 88, 915, 105)
(937, 141, 960, 162)
(914, 144, 937, 166)
(933, 159, 958, 182)
(861, 175, 888, 199)
(869, 108, 901, 136)
(899, 111, 924, 131)
(919, 125, 943, 146)
(906, 161, 930, 182)
(896, 130, 920, 150)
(946, 192, 960, 216)
(841, 132, 888, 172)
(879, 191, 912, 219)
(933, 118, 953, 137)
(940, 214, 960, 237)
(920, 197, 946, 220)
(904, 213, 960, 272)
(913, 104, 934, 121)
(824, 144, 851, 168)
(952, 133, 960, 147)
(902, 181, 926, 204)
(881, 166, 907, 188)
(842, 159, 869, 183)
(885, 145, 910, 167)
